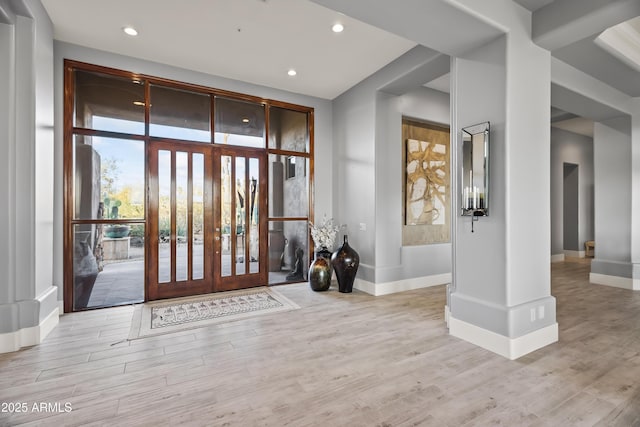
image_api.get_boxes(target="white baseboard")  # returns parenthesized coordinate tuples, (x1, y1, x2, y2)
(448, 315, 558, 360)
(59, 300, 64, 315)
(0, 307, 59, 354)
(550, 254, 565, 263)
(564, 250, 585, 258)
(354, 273, 451, 296)
(444, 305, 450, 328)
(590, 273, 638, 290)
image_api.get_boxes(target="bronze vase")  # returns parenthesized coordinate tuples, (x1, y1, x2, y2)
(309, 250, 332, 292)
(331, 235, 360, 293)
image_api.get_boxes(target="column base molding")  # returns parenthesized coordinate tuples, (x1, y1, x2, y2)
(590, 273, 639, 290)
(0, 307, 59, 354)
(449, 315, 558, 360)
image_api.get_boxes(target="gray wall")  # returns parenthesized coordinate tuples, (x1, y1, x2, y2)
(453, 36, 507, 308)
(0, 0, 57, 340)
(33, 1, 55, 299)
(331, 73, 376, 274)
(332, 46, 451, 284)
(0, 17, 13, 308)
(376, 87, 451, 282)
(592, 119, 631, 274)
(550, 127, 594, 256)
(633, 100, 640, 279)
(563, 163, 579, 251)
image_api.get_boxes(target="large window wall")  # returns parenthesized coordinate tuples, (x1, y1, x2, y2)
(65, 61, 314, 312)
(268, 106, 312, 284)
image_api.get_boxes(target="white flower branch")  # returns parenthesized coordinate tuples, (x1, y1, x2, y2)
(309, 215, 342, 250)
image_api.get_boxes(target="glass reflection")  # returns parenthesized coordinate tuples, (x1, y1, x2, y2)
(158, 150, 171, 283)
(214, 97, 265, 148)
(73, 223, 144, 310)
(268, 220, 308, 285)
(73, 135, 145, 220)
(176, 152, 188, 281)
(74, 70, 145, 134)
(236, 157, 246, 275)
(249, 158, 259, 274)
(268, 154, 308, 218)
(193, 153, 204, 280)
(461, 122, 490, 216)
(150, 85, 211, 142)
(220, 155, 232, 277)
(268, 107, 309, 152)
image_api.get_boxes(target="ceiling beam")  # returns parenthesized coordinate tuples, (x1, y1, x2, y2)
(378, 53, 450, 96)
(550, 108, 578, 122)
(552, 83, 628, 122)
(309, 0, 502, 56)
(532, 0, 640, 51)
(551, 56, 632, 116)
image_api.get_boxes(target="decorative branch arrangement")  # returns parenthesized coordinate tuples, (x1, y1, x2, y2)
(309, 215, 340, 250)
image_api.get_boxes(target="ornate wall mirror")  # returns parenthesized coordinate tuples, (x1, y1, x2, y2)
(461, 122, 489, 217)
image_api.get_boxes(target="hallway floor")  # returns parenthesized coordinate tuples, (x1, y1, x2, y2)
(1, 258, 639, 426)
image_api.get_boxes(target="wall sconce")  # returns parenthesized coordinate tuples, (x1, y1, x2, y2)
(461, 122, 489, 232)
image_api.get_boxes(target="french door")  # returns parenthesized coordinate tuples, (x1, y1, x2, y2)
(147, 141, 267, 300)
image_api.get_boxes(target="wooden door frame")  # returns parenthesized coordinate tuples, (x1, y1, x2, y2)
(63, 60, 314, 312)
(146, 140, 215, 300)
(146, 142, 268, 300)
(213, 146, 269, 292)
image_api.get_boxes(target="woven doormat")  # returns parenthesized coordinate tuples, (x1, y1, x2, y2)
(128, 287, 299, 340)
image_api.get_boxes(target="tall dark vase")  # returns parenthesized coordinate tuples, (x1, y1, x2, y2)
(309, 250, 332, 292)
(331, 235, 360, 293)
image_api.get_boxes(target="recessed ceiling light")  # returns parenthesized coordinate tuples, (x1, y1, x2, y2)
(123, 26, 138, 36)
(133, 101, 145, 106)
(332, 23, 344, 33)
(242, 118, 250, 123)
(287, 69, 297, 77)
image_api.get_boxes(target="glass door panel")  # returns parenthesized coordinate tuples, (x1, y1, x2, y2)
(215, 148, 267, 291)
(220, 155, 232, 278)
(193, 154, 205, 280)
(158, 149, 171, 284)
(148, 141, 213, 300)
(176, 151, 189, 282)
(235, 156, 246, 276)
(148, 143, 266, 299)
(249, 158, 260, 274)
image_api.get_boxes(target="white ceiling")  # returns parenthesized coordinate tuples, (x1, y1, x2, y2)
(40, 0, 416, 100)
(40, 0, 640, 109)
(595, 16, 640, 74)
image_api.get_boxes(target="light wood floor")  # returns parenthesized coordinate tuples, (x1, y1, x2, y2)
(1, 259, 640, 426)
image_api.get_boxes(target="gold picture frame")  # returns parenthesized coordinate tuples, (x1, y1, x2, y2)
(402, 118, 450, 245)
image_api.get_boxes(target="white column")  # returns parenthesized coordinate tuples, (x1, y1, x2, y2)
(590, 119, 633, 289)
(0, 0, 58, 354)
(0, 20, 16, 308)
(631, 99, 640, 289)
(449, 30, 557, 360)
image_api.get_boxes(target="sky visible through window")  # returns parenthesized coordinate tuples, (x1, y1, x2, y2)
(91, 116, 255, 203)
